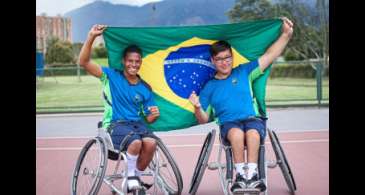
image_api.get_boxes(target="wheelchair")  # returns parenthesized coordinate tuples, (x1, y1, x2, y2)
(188, 118, 297, 195)
(71, 121, 183, 195)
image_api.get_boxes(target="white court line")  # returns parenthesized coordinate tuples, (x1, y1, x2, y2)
(36, 129, 329, 140)
(158, 129, 329, 136)
(36, 136, 93, 140)
(266, 129, 328, 133)
(37, 147, 82, 151)
(35, 133, 208, 140)
(36, 139, 328, 151)
(36, 113, 103, 118)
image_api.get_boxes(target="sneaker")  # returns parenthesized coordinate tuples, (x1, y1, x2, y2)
(127, 176, 141, 191)
(231, 173, 246, 192)
(246, 173, 266, 192)
(135, 169, 153, 190)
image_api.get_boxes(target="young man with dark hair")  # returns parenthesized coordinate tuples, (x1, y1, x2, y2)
(189, 17, 294, 192)
(79, 24, 160, 190)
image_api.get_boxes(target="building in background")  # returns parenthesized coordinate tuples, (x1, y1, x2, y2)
(36, 15, 72, 54)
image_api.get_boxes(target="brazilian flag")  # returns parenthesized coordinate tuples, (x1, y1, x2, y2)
(103, 19, 282, 131)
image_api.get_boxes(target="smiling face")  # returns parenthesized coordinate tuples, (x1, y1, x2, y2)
(211, 49, 233, 77)
(209, 40, 234, 78)
(123, 52, 142, 76)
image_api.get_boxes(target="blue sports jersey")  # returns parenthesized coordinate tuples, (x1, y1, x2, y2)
(101, 67, 156, 122)
(199, 59, 263, 124)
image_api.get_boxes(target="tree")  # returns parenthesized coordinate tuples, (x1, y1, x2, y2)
(228, 0, 329, 64)
(228, 0, 275, 21)
(316, 0, 329, 66)
(92, 44, 108, 58)
(45, 37, 74, 65)
(275, 0, 328, 65)
(72, 42, 84, 63)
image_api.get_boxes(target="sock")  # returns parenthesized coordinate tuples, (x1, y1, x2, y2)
(126, 152, 138, 177)
(135, 167, 144, 177)
(247, 163, 258, 179)
(126, 152, 140, 188)
(234, 162, 246, 177)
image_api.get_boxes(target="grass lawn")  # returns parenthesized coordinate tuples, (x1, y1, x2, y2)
(36, 76, 103, 108)
(92, 58, 109, 66)
(266, 77, 329, 101)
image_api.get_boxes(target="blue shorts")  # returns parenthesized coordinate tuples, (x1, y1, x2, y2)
(108, 121, 154, 151)
(220, 117, 266, 144)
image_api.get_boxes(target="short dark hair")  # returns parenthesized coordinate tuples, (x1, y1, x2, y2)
(123, 45, 142, 59)
(209, 40, 232, 57)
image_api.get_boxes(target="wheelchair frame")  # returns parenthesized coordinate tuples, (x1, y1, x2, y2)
(71, 122, 183, 195)
(189, 128, 297, 195)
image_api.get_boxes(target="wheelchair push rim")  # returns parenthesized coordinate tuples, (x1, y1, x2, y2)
(189, 129, 216, 195)
(268, 129, 297, 194)
(149, 137, 183, 195)
(71, 137, 108, 195)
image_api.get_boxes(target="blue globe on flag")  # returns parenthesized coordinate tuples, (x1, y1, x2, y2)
(164, 45, 216, 99)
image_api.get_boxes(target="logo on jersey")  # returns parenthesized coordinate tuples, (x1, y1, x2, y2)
(134, 94, 142, 104)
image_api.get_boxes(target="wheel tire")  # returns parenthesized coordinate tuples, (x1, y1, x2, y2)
(268, 129, 297, 194)
(150, 137, 184, 195)
(71, 137, 108, 195)
(189, 129, 216, 195)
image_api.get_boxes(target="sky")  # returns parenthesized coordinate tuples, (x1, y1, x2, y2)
(36, 0, 162, 16)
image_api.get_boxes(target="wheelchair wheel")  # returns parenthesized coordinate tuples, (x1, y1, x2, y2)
(149, 137, 183, 195)
(268, 129, 297, 195)
(189, 129, 216, 195)
(219, 146, 234, 195)
(71, 137, 108, 195)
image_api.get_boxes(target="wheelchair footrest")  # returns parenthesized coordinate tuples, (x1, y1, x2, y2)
(104, 174, 124, 181)
(266, 160, 277, 168)
(138, 170, 154, 177)
(208, 162, 226, 170)
(233, 188, 260, 195)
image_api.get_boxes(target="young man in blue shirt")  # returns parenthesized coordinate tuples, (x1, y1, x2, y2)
(79, 24, 160, 190)
(189, 17, 294, 192)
